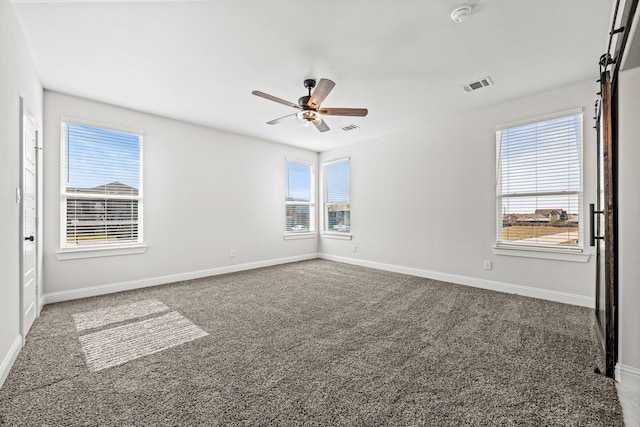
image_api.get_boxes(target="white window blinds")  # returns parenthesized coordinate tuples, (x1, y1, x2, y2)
(285, 160, 314, 233)
(324, 159, 350, 233)
(496, 112, 582, 249)
(60, 121, 143, 247)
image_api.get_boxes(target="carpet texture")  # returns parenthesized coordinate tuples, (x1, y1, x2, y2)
(0, 259, 623, 426)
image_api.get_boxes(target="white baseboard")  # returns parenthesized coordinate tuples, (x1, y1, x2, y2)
(319, 254, 594, 308)
(43, 253, 319, 304)
(43, 252, 593, 308)
(0, 335, 22, 390)
(616, 363, 640, 390)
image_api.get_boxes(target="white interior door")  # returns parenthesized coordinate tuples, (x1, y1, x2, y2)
(22, 113, 38, 337)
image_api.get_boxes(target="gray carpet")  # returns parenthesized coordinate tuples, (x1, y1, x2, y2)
(0, 259, 623, 426)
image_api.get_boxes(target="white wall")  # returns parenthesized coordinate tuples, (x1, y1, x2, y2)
(320, 79, 598, 303)
(617, 66, 640, 388)
(43, 92, 318, 299)
(0, 2, 43, 387)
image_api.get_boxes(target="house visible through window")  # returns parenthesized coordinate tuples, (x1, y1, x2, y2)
(285, 160, 314, 233)
(323, 159, 350, 233)
(60, 120, 143, 248)
(496, 111, 582, 250)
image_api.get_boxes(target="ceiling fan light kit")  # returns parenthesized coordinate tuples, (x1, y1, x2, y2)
(297, 110, 321, 126)
(450, 5, 472, 23)
(252, 78, 368, 133)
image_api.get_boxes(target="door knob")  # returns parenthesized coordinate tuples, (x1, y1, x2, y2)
(25, 235, 34, 242)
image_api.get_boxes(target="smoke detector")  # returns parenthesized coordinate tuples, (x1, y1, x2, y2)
(451, 5, 472, 23)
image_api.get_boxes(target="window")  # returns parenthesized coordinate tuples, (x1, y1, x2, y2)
(285, 160, 314, 233)
(323, 159, 351, 233)
(496, 110, 582, 251)
(60, 120, 143, 248)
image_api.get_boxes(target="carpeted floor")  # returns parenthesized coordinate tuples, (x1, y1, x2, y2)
(0, 259, 623, 426)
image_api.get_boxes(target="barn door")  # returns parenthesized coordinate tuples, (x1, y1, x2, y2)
(593, 71, 617, 378)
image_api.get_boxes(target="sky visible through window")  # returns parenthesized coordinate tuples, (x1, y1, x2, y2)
(285, 161, 311, 202)
(65, 123, 140, 190)
(286, 161, 351, 203)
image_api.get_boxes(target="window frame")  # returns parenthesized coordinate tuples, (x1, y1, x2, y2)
(284, 159, 316, 238)
(495, 108, 584, 255)
(321, 157, 352, 239)
(58, 117, 145, 258)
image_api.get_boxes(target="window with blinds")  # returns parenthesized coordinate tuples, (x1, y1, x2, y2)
(285, 160, 314, 233)
(323, 159, 350, 233)
(60, 120, 143, 248)
(496, 111, 582, 250)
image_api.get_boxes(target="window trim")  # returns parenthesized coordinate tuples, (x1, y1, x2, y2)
(495, 108, 584, 254)
(284, 158, 316, 236)
(283, 233, 317, 241)
(321, 157, 352, 238)
(59, 117, 144, 255)
(56, 244, 147, 260)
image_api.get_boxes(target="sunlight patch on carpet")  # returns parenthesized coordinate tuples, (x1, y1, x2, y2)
(78, 311, 208, 371)
(72, 299, 169, 331)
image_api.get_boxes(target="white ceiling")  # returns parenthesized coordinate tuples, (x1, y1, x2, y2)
(13, 0, 613, 152)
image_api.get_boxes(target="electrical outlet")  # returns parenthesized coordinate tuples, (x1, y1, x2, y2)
(352, 245, 357, 252)
(230, 250, 236, 258)
(483, 260, 492, 270)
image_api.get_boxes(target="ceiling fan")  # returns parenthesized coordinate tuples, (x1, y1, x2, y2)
(252, 78, 368, 132)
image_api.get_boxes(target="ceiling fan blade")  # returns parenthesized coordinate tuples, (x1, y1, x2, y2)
(314, 118, 330, 132)
(252, 91, 301, 110)
(266, 113, 297, 125)
(307, 78, 335, 109)
(318, 107, 368, 117)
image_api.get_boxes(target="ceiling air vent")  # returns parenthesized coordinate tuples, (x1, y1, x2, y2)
(341, 124, 360, 131)
(461, 76, 494, 93)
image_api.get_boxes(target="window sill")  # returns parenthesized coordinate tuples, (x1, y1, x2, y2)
(57, 244, 147, 260)
(322, 232, 352, 241)
(283, 232, 317, 240)
(493, 245, 590, 263)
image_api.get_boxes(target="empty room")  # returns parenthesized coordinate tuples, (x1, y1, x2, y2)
(1, 0, 640, 425)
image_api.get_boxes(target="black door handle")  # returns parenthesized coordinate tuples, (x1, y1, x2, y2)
(25, 235, 34, 242)
(589, 203, 604, 246)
